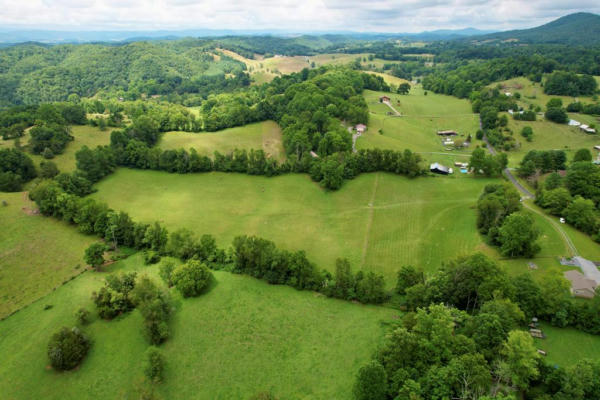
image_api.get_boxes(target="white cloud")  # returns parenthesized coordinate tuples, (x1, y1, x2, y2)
(0, 0, 598, 32)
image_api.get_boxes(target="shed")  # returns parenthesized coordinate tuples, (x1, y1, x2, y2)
(564, 270, 597, 298)
(355, 124, 367, 134)
(568, 120, 581, 126)
(437, 130, 458, 136)
(594, 145, 600, 151)
(580, 124, 596, 134)
(379, 95, 391, 103)
(430, 163, 452, 175)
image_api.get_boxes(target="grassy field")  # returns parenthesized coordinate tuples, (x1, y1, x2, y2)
(0, 125, 112, 173)
(91, 169, 577, 285)
(358, 87, 479, 159)
(159, 121, 285, 161)
(503, 117, 600, 167)
(534, 323, 600, 367)
(0, 192, 96, 319)
(0, 253, 396, 399)
(490, 76, 600, 112)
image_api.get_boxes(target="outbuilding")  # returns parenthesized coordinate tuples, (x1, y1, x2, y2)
(437, 130, 458, 136)
(430, 163, 452, 175)
(379, 95, 391, 103)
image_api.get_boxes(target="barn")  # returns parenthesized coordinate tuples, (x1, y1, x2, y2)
(430, 163, 452, 175)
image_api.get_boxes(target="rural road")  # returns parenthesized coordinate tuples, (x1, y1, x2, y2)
(481, 123, 577, 256)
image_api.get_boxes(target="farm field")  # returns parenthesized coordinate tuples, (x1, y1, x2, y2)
(89, 169, 581, 284)
(91, 170, 496, 282)
(0, 125, 112, 173)
(358, 88, 479, 156)
(490, 76, 600, 111)
(503, 117, 600, 167)
(0, 253, 396, 400)
(0, 192, 95, 319)
(159, 120, 285, 161)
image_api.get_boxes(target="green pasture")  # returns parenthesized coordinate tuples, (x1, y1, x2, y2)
(359, 88, 479, 154)
(159, 120, 285, 161)
(0, 125, 112, 173)
(504, 116, 600, 167)
(92, 169, 526, 283)
(490, 76, 600, 112)
(0, 254, 396, 399)
(0, 192, 95, 319)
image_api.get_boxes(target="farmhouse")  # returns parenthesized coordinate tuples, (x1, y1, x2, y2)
(355, 124, 367, 134)
(437, 130, 458, 136)
(379, 95, 391, 103)
(564, 270, 597, 298)
(430, 163, 452, 175)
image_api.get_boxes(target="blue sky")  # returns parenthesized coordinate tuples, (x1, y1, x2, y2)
(0, 0, 599, 32)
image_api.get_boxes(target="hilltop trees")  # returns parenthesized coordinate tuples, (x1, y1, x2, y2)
(497, 213, 541, 257)
(0, 148, 36, 191)
(544, 71, 598, 96)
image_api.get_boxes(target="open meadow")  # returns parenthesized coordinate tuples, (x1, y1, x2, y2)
(503, 115, 600, 167)
(0, 125, 112, 174)
(159, 120, 285, 161)
(0, 253, 396, 400)
(0, 192, 95, 319)
(358, 88, 479, 164)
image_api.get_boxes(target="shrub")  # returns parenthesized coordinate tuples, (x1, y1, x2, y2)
(172, 260, 213, 297)
(143, 250, 161, 265)
(159, 261, 176, 287)
(545, 108, 568, 124)
(131, 276, 171, 345)
(47, 327, 90, 371)
(84, 243, 106, 270)
(42, 147, 55, 159)
(75, 307, 90, 325)
(143, 347, 165, 383)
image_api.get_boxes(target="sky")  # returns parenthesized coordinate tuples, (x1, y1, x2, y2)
(0, 0, 599, 33)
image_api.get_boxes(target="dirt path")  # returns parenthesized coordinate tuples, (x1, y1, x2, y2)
(383, 100, 401, 116)
(522, 202, 578, 257)
(361, 173, 380, 266)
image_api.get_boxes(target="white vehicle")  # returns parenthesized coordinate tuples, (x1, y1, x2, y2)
(559, 218, 566, 224)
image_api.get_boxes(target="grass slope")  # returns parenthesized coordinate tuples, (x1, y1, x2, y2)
(0, 254, 396, 399)
(0, 192, 95, 319)
(91, 170, 497, 282)
(159, 120, 285, 161)
(534, 323, 600, 367)
(0, 125, 112, 173)
(359, 87, 479, 165)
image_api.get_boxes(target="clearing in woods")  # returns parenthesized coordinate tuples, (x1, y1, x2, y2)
(159, 120, 286, 161)
(0, 125, 112, 173)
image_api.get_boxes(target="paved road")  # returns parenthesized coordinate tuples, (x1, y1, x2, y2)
(574, 256, 600, 284)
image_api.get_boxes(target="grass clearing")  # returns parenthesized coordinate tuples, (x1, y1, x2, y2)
(534, 323, 600, 367)
(91, 169, 508, 283)
(159, 120, 285, 161)
(359, 88, 479, 155)
(0, 192, 95, 319)
(0, 125, 112, 173)
(0, 253, 396, 399)
(503, 117, 600, 167)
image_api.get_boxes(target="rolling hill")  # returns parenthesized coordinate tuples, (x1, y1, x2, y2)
(474, 12, 600, 45)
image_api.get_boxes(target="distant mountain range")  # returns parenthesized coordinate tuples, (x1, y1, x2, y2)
(472, 12, 600, 45)
(0, 27, 495, 45)
(0, 12, 598, 45)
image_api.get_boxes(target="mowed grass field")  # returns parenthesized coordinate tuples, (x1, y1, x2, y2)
(0, 192, 95, 319)
(91, 169, 499, 283)
(0, 254, 396, 399)
(0, 125, 112, 173)
(159, 120, 285, 161)
(504, 117, 600, 167)
(358, 87, 479, 158)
